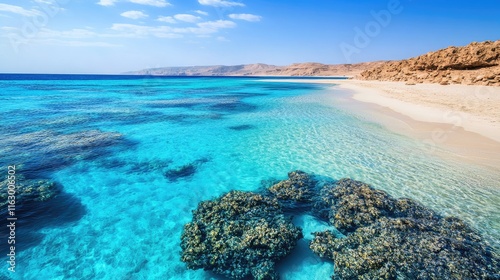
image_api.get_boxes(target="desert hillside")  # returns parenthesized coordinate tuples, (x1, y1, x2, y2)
(360, 40, 500, 86)
(129, 61, 383, 77)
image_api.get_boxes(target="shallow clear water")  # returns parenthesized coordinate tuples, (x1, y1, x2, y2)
(0, 75, 498, 279)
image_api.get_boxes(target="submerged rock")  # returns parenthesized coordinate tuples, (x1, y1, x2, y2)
(209, 100, 258, 113)
(314, 178, 400, 233)
(266, 170, 317, 210)
(0, 175, 61, 209)
(310, 178, 500, 279)
(164, 158, 210, 182)
(0, 172, 86, 253)
(0, 129, 126, 175)
(180, 191, 302, 279)
(164, 164, 196, 181)
(228, 124, 256, 131)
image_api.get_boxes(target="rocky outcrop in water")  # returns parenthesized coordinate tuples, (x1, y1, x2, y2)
(180, 172, 499, 279)
(180, 191, 302, 279)
(310, 178, 500, 279)
(266, 170, 317, 210)
(360, 40, 500, 86)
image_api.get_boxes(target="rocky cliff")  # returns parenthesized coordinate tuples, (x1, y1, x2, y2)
(360, 40, 500, 86)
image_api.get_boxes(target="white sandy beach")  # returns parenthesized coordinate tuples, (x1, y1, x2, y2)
(332, 80, 500, 169)
(267, 78, 500, 169)
(336, 80, 500, 142)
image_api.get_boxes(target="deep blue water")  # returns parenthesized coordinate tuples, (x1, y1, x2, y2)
(0, 75, 498, 279)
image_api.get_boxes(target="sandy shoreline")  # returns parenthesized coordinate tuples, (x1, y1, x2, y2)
(264, 78, 500, 170)
(336, 80, 500, 142)
(334, 80, 500, 170)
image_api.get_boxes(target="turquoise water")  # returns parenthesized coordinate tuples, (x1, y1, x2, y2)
(0, 75, 498, 279)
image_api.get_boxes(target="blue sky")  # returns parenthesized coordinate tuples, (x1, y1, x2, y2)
(0, 0, 499, 73)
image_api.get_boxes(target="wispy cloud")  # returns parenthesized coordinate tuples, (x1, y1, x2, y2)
(110, 20, 236, 38)
(195, 10, 208, 16)
(34, 0, 57, 4)
(228, 13, 261, 22)
(110, 23, 180, 38)
(0, 3, 42, 17)
(0, 26, 119, 48)
(97, 0, 117, 6)
(157, 16, 176, 23)
(38, 39, 121, 47)
(197, 20, 236, 30)
(198, 0, 244, 7)
(121, 10, 148, 19)
(174, 14, 201, 23)
(38, 28, 97, 39)
(97, 0, 170, 7)
(129, 0, 171, 7)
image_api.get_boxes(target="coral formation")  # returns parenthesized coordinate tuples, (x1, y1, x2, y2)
(267, 170, 317, 210)
(0, 129, 125, 175)
(310, 178, 500, 279)
(0, 175, 61, 209)
(181, 172, 499, 279)
(228, 124, 256, 131)
(180, 191, 302, 279)
(164, 158, 210, 182)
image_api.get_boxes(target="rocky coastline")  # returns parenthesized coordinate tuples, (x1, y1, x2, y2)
(360, 40, 500, 86)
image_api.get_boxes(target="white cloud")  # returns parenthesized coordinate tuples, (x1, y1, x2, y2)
(228, 13, 261, 22)
(197, 20, 236, 30)
(97, 0, 117, 6)
(34, 0, 56, 4)
(0, 3, 42, 17)
(195, 10, 208, 16)
(217, 36, 229, 42)
(198, 0, 244, 7)
(174, 14, 201, 23)
(121, 10, 148, 19)
(38, 39, 120, 47)
(109, 20, 235, 38)
(111, 23, 152, 36)
(129, 0, 171, 7)
(38, 28, 97, 39)
(157, 16, 176, 23)
(0, 26, 119, 48)
(110, 23, 180, 38)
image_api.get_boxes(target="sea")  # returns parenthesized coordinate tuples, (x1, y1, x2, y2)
(0, 74, 498, 279)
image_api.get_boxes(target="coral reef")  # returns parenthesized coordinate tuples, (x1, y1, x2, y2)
(0, 129, 125, 175)
(0, 173, 86, 253)
(180, 191, 302, 279)
(266, 170, 317, 210)
(181, 172, 499, 279)
(164, 158, 210, 182)
(0, 175, 61, 209)
(228, 124, 256, 131)
(310, 178, 500, 279)
(164, 164, 196, 181)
